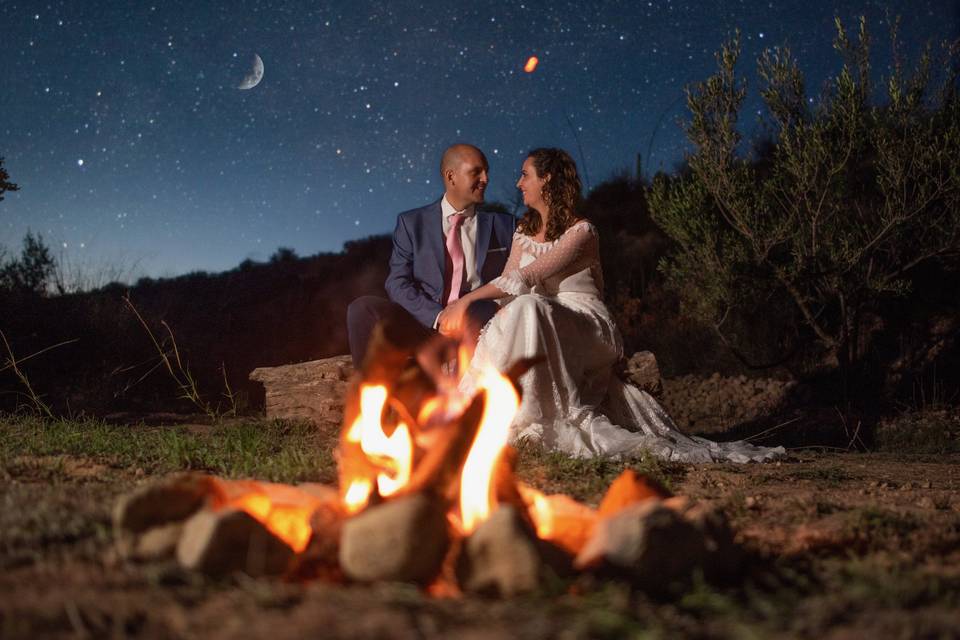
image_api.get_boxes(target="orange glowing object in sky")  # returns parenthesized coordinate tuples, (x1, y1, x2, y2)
(524, 56, 539, 73)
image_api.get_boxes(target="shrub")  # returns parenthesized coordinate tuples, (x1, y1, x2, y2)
(651, 18, 960, 380)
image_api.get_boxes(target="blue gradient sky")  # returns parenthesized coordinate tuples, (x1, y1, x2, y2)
(1, 0, 956, 280)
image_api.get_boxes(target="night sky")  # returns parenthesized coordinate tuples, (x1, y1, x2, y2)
(1, 1, 956, 282)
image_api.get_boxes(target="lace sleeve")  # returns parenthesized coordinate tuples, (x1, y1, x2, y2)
(489, 233, 529, 295)
(515, 221, 598, 287)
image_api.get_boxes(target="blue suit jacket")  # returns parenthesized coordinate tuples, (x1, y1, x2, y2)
(385, 199, 516, 328)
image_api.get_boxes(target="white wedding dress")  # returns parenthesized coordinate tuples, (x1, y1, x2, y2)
(462, 220, 784, 463)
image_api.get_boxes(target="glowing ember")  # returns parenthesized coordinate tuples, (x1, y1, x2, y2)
(524, 55, 539, 73)
(459, 367, 520, 534)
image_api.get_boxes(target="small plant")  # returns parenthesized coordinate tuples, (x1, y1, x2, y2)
(123, 294, 239, 421)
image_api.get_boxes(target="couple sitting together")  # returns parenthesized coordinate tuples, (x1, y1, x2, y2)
(347, 144, 782, 463)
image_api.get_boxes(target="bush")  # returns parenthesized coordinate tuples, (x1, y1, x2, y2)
(650, 18, 960, 380)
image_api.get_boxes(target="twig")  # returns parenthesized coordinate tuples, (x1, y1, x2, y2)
(846, 419, 866, 451)
(220, 362, 238, 417)
(744, 416, 802, 442)
(0, 329, 55, 418)
(0, 337, 78, 374)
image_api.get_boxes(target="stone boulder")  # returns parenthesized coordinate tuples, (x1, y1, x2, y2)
(623, 351, 663, 398)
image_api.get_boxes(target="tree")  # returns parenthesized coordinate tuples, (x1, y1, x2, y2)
(650, 18, 960, 379)
(0, 157, 18, 202)
(269, 247, 298, 263)
(0, 231, 56, 295)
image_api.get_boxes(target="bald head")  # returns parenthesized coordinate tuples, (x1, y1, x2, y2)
(440, 144, 489, 209)
(440, 144, 486, 177)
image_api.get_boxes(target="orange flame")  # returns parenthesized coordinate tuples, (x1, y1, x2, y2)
(224, 484, 326, 553)
(342, 385, 413, 513)
(459, 367, 520, 534)
(524, 56, 539, 73)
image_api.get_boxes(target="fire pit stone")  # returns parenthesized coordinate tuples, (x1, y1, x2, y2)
(574, 500, 710, 592)
(339, 492, 450, 584)
(456, 505, 549, 597)
(177, 507, 295, 577)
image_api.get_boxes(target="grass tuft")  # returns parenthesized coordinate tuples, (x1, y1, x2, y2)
(0, 414, 338, 484)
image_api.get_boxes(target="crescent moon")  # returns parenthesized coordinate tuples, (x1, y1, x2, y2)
(237, 54, 264, 90)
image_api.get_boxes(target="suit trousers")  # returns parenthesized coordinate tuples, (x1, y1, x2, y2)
(346, 295, 499, 368)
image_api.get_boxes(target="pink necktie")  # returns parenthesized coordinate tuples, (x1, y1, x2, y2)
(444, 213, 466, 305)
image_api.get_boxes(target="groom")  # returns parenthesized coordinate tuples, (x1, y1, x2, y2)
(346, 144, 516, 367)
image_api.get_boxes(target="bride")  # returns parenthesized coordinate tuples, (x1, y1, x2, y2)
(442, 148, 783, 463)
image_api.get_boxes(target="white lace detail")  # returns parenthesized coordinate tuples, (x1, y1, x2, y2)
(490, 271, 529, 296)
(512, 233, 553, 256)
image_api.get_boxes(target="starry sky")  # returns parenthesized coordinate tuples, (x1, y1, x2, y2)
(1, 1, 957, 282)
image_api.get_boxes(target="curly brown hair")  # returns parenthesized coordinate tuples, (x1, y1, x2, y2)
(516, 148, 583, 242)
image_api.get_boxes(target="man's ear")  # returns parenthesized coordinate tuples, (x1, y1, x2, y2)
(444, 169, 455, 185)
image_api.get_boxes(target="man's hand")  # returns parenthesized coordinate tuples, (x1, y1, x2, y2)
(437, 299, 469, 337)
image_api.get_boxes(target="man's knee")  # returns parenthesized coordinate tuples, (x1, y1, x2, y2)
(348, 295, 388, 324)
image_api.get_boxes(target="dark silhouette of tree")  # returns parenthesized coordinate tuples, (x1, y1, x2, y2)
(0, 157, 18, 202)
(269, 247, 298, 263)
(1, 231, 56, 295)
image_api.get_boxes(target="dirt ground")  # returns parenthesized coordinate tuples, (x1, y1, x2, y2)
(2, 445, 959, 639)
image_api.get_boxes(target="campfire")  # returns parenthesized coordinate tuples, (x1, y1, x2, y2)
(114, 318, 739, 596)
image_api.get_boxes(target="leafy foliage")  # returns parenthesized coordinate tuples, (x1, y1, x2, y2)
(651, 18, 960, 374)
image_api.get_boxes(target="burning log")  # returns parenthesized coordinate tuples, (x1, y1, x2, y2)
(398, 393, 485, 501)
(339, 492, 450, 584)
